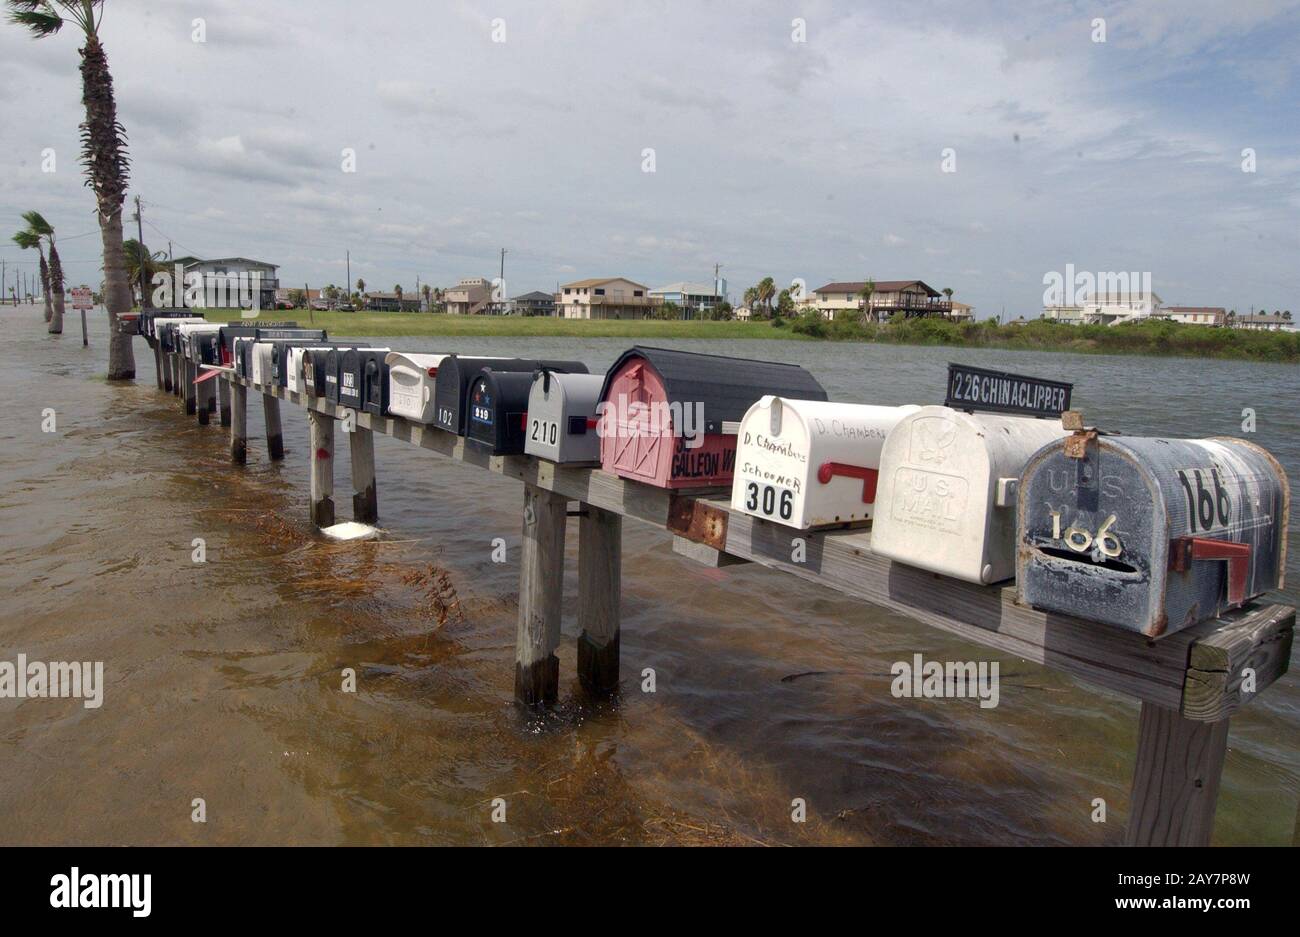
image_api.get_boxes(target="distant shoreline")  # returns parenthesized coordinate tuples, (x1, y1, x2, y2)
(193, 309, 1300, 363)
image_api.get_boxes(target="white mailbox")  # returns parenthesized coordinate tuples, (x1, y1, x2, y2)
(872, 405, 1069, 584)
(285, 346, 332, 395)
(251, 342, 276, 387)
(385, 353, 448, 423)
(730, 397, 921, 529)
(525, 371, 605, 464)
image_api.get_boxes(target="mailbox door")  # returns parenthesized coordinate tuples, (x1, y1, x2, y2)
(324, 350, 343, 402)
(525, 379, 565, 462)
(731, 397, 812, 527)
(388, 366, 433, 422)
(362, 353, 388, 416)
(602, 361, 671, 484)
(338, 350, 363, 408)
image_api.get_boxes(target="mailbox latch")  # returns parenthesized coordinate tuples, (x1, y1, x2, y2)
(816, 461, 879, 504)
(1168, 536, 1251, 606)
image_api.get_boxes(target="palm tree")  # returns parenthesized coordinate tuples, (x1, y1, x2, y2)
(11, 224, 52, 322)
(394, 284, 404, 304)
(123, 238, 165, 308)
(857, 278, 876, 324)
(421, 283, 431, 312)
(8, 1, 135, 375)
(22, 211, 64, 333)
(756, 276, 776, 316)
(356, 277, 365, 295)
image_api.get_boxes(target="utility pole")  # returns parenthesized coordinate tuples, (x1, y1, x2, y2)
(346, 249, 351, 302)
(133, 195, 147, 309)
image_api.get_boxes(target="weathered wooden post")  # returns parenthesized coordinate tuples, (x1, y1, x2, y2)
(577, 504, 621, 695)
(515, 484, 568, 707)
(152, 340, 164, 390)
(168, 353, 178, 396)
(183, 360, 197, 416)
(308, 410, 335, 528)
(349, 425, 378, 523)
(262, 394, 284, 461)
(230, 380, 248, 465)
(218, 377, 231, 428)
(1124, 704, 1229, 846)
(197, 374, 212, 426)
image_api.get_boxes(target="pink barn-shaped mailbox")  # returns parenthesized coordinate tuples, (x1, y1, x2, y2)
(597, 346, 828, 489)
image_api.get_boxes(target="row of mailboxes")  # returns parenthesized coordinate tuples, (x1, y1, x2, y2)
(1017, 432, 1290, 636)
(596, 347, 829, 489)
(385, 353, 448, 423)
(524, 371, 606, 464)
(433, 357, 588, 436)
(729, 398, 921, 528)
(141, 309, 203, 339)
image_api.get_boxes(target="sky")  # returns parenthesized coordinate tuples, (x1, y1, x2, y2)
(1, 0, 1297, 317)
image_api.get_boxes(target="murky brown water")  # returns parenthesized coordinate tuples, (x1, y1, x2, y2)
(1, 304, 1295, 845)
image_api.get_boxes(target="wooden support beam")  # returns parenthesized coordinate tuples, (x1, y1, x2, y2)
(1125, 703, 1229, 846)
(197, 371, 211, 426)
(348, 425, 378, 523)
(229, 380, 247, 465)
(262, 393, 284, 461)
(1181, 604, 1294, 721)
(515, 484, 567, 708)
(183, 360, 196, 415)
(578, 504, 621, 695)
(308, 410, 335, 528)
(218, 375, 231, 428)
(152, 341, 164, 391)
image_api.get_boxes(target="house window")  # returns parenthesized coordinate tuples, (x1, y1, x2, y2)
(633, 290, 643, 297)
(595, 288, 605, 296)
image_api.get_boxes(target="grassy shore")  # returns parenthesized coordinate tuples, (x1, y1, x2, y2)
(208, 310, 1300, 363)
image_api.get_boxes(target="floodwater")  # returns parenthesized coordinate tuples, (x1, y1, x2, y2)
(0, 304, 1296, 845)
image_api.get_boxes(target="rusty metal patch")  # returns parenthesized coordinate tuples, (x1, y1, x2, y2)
(1063, 429, 1098, 460)
(667, 497, 729, 550)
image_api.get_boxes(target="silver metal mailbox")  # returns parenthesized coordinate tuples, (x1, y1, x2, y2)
(525, 370, 605, 464)
(1017, 432, 1290, 636)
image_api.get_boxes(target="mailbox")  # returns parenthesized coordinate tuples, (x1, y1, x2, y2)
(333, 347, 390, 410)
(433, 356, 587, 435)
(303, 348, 334, 398)
(871, 405, 1069, 584)
(597, 346, 828, 490)
(384, 353, 448, 423)
(730, 397, 921, 529)
(142, 308, 201, 338)
(176, 322, 221, 361)
(525, 370, 606, 464)
(155, 319, 197, 354)
(360, 350, 393, 417)
(286, 346, 333, 394)
(466, 370, 536, 454)
(1017, 433, 1290, 636)
(251, 342, 277, 386)
(233, 337, 258, 379)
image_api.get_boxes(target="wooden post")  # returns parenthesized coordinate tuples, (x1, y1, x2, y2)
(348, 425, 378, 523)
(230, 381, 247, 465)
(218, 375, 231, 427)
(152, 341, 164, 390)
(515, 484, 567, 708)
(262, 393, 284, 461)
(577, 504, 621, 695)
(1124, 703, 1230, 846)
(183, 360, 196, 415)
(168, 354, 178, 396)
(161, 347, 172, 393)
(308, 410, 335, 528)
(196, 372, 211, 426)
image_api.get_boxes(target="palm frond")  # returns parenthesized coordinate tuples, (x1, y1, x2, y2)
(20, 210, 53, 235)
(13, 230, 41, 249)
(6, 1, 64, 36)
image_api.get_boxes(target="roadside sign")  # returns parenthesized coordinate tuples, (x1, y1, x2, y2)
(70, 287, 94, 310)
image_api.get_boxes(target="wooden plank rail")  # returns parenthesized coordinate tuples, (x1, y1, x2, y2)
(151, 349, 1296, 845)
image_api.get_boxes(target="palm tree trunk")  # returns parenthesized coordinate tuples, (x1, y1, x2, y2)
(38, 251, 53, 322)
(47, 243, 65, 334)
(100, 209, 135, 378)
(80, 34, 136, 380)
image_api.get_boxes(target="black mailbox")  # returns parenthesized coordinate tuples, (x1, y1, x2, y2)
(303, 348, 334, 398)
(324, 346, 382, 405)
(360, 350, 391, 417)
(433, 356, 588, 436)
(466, 370, 537, 454)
